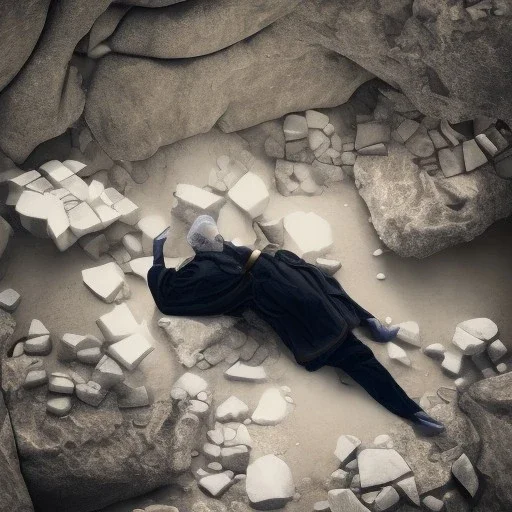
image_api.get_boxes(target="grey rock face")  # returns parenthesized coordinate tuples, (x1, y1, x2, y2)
(354, 143, 512, 258)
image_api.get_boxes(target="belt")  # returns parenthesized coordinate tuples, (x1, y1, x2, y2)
(243, 249, 261, 273)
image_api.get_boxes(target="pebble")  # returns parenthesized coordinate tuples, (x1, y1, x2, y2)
(334, 435, 361, 465)
(208, 462, 223, 471)
(452, 327, 486, 355)
(0, 288, 21, 312)
(376, 273, 386, 280)
(373, 249, 383, 256)
(47, 396, 72, 417)
(497, 363, 508, 373)
(374, 486, 400, 511)
(24, 335, 52, 356)
(191, 450, 199, 457)
(387, 343, 411, 366)
(452, 453, 479, 497)
(487, 339, 507, 363)
(215, 395, 249, 422)
(24, 369, 48, 389)
(441, 351, 464, 377)
(422, 495, 444, 511)
(423, 343, 446, 359)
(285, 396, 294, 404)
(385, 317, 392, 325)
(48, 373, 75, 394)
(251, 388, 288, 426)
(12, 342, 24, 357)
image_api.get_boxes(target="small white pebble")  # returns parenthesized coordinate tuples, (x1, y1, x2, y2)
(281, 385, 291, 393)
(344, 204, 348, 207)
(285, 396, 294, 404)
(296, 442, 300, 446)
(243, 418, 251, 425)
(373, 249, 383, 256)
(385, 317, 392, 325)
(497, 363, 508, 373)
(376, 273, 386, 280)
(191, 450, 199, 457)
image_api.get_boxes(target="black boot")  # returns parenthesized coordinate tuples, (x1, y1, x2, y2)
(411, 411, 446, 436)
(366, 318, 399, 343)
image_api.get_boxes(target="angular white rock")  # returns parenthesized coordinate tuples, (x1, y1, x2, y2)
(96, 303, 138, 343)
(334, 434, 361, 465)
(251, 388, 288, 426)
(24, 335, 52, 356)
(452, 327, 486, 355)
(48, 373, 75, 394)
(199, 472, 233, 497)
(422, 495, 445, 512)
(113, 197, 140, 225)
(396, 476, 420, 506)
(6, 170, 41, 205)
(79, 233, 109, 260)
(46, 193, 77, 251)
(26, 177, 53, 194)
(374, 486, 400, 512)
(68, 202, 103, 237)
(283, 211, 333, 262)
(258, 218, 284, 245)
(137, 215, 168, 255)
(452, 453, 479, 497)
(172, 372, 208, 398)
(487, 339, 507, 363)
(395, 321, 421, 347)
(82, 262, 125, 303)
(0, 288, 21, 312)
(62, 159, 87, 175)
(457, 318, 498, 341)
(387, 342, 411, 366)
(60, 174, 89, 201)
(246, 454, 295, 509)
(376, 273, 386, 280)
(172, 184, 225, 224)
(122, 233, 143, 258)
(15, 190, 52, 238)
(24, 369, 48, 389)
(227, 172, 269, 218)
(92, 203, 121, 229)
(328, 489, 370, 512)
(59, 333, 102, 361)
(358, 449, 411, 488)
(92, 355, 124, 389)
(423, 343, 446, 359)
(216, 395, 249, 422)
(108, 333, 154, 371)
(306, 110, 329, 129)
(39, 160, 73, 186)
(442, 351, 464, 376)
(224, 362, 267, 382)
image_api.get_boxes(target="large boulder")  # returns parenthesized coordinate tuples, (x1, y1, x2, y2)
(0, 0, 50, 93)
(85, 19, 371, 161)
(110, 0, 302, 58)
(0, 0, 111, 163)
(1, 351, 202, 512)
(459, 372, 512, 512)
(303, 0, 512, 126)
(354, 143, 512, 257)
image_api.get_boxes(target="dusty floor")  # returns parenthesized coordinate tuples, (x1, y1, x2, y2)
(2, 109, 512, 510)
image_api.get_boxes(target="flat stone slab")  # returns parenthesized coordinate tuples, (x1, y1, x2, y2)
(358, 448, 411, 488)
(227, 171, 269, 218)
(216, 395, 249, 422)
(224, 362, 267, 382)
(328, 489, 370, 512)
(172, 184, 225, 225)
(463, 139, 487, 172)
(334, 435, 361, 465)
(457, 318, 498, 341)
(82, 262, 126, 303)
(68, 201, 103, 237)
(251, 388, 288, 426)
(97, 303, 138, 343)
(246, 454, 295, 509)
(108, 333, 154, 371)
(198, 472, 232, 497)
(48, 373, 74, 394)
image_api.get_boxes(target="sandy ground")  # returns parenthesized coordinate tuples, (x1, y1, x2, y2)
(2, 108, 512, 511)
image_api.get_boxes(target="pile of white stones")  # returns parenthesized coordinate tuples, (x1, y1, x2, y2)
(265, 110, 348, 197)
(8, 160, 139, 251)
(13, 303, 154, 416)
(423, 317, 509, 390)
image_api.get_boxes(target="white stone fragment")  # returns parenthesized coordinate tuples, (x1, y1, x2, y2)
(39, 160, 73, 186)
(24, 335, 52, 356)
(224, 361, 267, 382)
(47, 396, 72, 417)
(283, 114, 308, 141)
(77, 347, 103, 365)
(457, 318, 498, 341)
(396, 476, 420, 506)
(82, 262, 125, 303)
(373, 249, 383, 256)
(374, 486, 400, 512)
(251, 388, 288, 426)
(487, 339, 507, 363)
(376, 273, 386, 280)
(358, 449, 411, 488)
(172, 184, 225, 224)
(62, 159, 87, 175)
(245, 454, 295, 509)
(24, 369, 48, 389)
(216, 395, 249, 422)
(442, 351, 464, 376)
(315, 258, 342, 275)
(60, 174, 89, 201)
(258, 218, 284, 245)
(15, 190, 52, 238)
(128, 256, 182, 281)
(198, 472, 232, 497)
(6, 170, 41, 205)
(328, 489, 370, 512)
(172, 372, 208, 398)
(48, 373, 75, 394)
(423, 343, 446, 359)
(46, 193, 77, 251)
(334, 435, 361, 465)
(452, 327, 486, 355)
(497, 363, 508, 373)
(113, 197, 140, 225)
(58, 333, 102, 361)
(108, 333, 154, 371)
(422, 495, 445, 512)
(283, 211, 333, 262)
(452, 453, 479, 497)
(137, 215, 168, 255)
(12, 342, 24, 357)
(373, 434, 393, 449)
(122, 233, 143, 258)
(93, 203, 121, 229)
(68, 202, 103, 237)
(387, 342, 411, 366)
(395, 321, 421, 347)
(26, 177, 53, 194)
(96, 303, 138, 343)
(227, 172, 269, 219)
(92, 355, 124, 389)
(76, 381, 107, 406)
(306, 110, 329, 129)
(0, 288, 21, 312)
(224, 424, 252, 448)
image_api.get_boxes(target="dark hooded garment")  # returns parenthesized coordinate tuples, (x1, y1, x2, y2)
(147, 241, 372, 368)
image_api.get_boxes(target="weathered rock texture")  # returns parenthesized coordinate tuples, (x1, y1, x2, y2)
(354, 143, 512, 257)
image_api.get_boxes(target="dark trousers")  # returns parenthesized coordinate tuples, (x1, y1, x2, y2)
(309, 332, 422, 420)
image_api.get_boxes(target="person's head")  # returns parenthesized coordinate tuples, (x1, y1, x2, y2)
(187, 215, 224, 252)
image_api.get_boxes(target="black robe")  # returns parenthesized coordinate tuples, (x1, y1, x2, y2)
(147, 242, 372, 366)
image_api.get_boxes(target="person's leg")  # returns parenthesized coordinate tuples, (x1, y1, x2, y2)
(325, 332, 422, 420)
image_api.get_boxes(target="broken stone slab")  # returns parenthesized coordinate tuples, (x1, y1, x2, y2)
(315, 258, 342, 275)
(457, 318, 498, 341)
(15, 190, 52, 238)
(46, 193, 77, 251)
(116, 384, 149, 408)
(441, 351, 464, 377)
(137, 215, 169, 255)
(68, 202, 103, 237)
(452, 327, 486, 355)
(172, 184, 225, 225)
(6, 169, 41, 205)
(283, 211, 332, 263)
(355, 122, 390, 151)
(374, 486, 400, 512)
(428, 130, 450, 150)
(224, 424, 252, 449)
(357, 143, 388, 156)
(60, 174, 89, 202)
(452, 453, 478, 497)
(76, 381, 107, 407)
(397, 476, 420, 506)
(487, 339, 507, 363)
(82, 262, 126, 303)
(122, 233, 143, 259)
(221, 445, 250, 473)
(440, 120, 466, 147)
(387, 343, 411, 366)
(0, 288, 21, 312)
(24, 335, 52, 356)
(246, 454, 295, 510)
(284, 115, 308, 141)
(39, 160, 74, 187)
(92, 203, 121, 229)
(309, 129, 330, 154)
(97, 303, 138, 343)
(113, 197, 140, 226)
(358, 449, 411, 488)
(257, 218, 284, 245)
(108, 333, 154, 371)
(462, 139, 487, 172)
(79, 233, 109, 260)
(24, 369, 48, 389)
(26, 177, 53, 194)
(172, 372, 208, 398)
(405, 126, 435, 158)
(396, 119, 420, 143)
(423, 343, 446, 360)
(328, 489, 370, 512)
(439, 146, 465, 178)
(227, 172, 269, 219)
(334, 435, 361, 465)
(58, 333, 103, 361)
(46, 396, 72, 417)
(48, 373, 75, 394)
(422, 495, 444, 511)
(199, 472, 233, 498)
(395, 321, 421, 347)
(306, 110, 329, 130)
(251, 388, 288, 426)
(92, 355, 124, 389)
(77, 347, 103, 365)
(216, 396, 249, 422)
(224, 362, 267, 382)
(62, 159, 87, 176)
